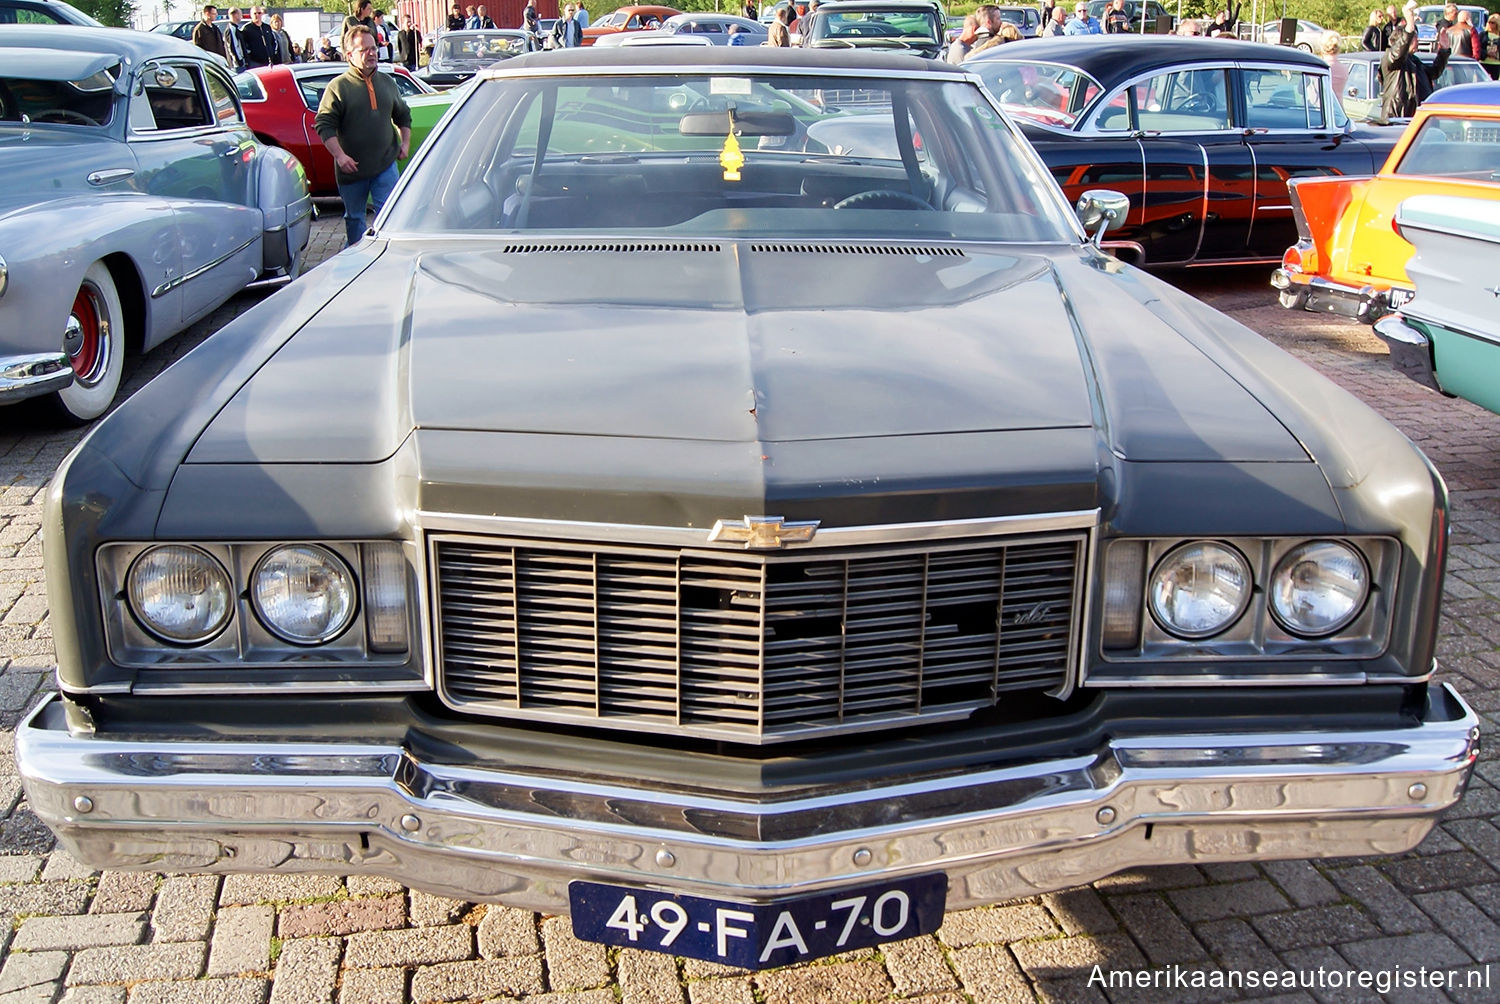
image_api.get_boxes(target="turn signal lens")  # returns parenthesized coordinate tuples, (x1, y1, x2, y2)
(362, 542, 409, 653)
(126, 545, 232, 644)
(1270, 540, 1369, 637)
(251, 544, 356, 645)
(1148, 541, 1252, 640)
(1102, 540, 1145, 650)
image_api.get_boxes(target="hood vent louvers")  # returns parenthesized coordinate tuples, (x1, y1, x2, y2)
(502, 242, 722, 254)
(749, 243, 967, 257)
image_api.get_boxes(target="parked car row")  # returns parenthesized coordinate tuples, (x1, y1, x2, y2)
(15, 47, 1479, 974)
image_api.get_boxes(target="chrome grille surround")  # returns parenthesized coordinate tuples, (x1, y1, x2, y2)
(429, 522, 1091, 744)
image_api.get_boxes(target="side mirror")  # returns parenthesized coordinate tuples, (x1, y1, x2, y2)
(1075, 189, 1130, 244)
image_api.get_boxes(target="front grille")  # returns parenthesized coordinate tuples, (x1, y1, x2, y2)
(431, 533, 1085, 743)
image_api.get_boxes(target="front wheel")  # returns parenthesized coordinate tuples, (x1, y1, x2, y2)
(49, 262, 125, 424)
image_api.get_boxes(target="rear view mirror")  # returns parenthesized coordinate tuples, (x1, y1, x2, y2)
(679, 110, 796, 136)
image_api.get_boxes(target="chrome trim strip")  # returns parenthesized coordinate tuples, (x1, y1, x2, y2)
(16, 686, 1478, 913)
(128, 679, 428, 695)
(415, 509, 1101, 549)
(151, 235, 258, 298)
(0, 251, 6, 298)
(0, 353, 73, 400)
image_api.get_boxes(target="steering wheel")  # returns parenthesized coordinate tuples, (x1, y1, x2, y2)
(1178, 95, 1215, 114)
(32, 108, 97, 126)
(833, 189, 933, 210)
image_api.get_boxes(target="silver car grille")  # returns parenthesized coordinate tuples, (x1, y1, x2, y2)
(430, 532, 1085, 743)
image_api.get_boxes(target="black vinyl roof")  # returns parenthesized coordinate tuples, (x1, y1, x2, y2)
(964, 35, 1327, 84)
(497, 44, 967, 74)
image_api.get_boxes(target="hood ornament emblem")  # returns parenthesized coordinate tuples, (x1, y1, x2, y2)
(708, 516, 819, 549)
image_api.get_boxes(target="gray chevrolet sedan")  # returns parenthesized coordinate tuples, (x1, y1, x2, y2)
(18, 47, 1478, 970)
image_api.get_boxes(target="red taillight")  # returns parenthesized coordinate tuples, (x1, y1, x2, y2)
(1282, 240, 1317, 275)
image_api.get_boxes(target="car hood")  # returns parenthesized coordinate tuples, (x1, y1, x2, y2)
(189, 241, 1307, 468)
(0, 127, 133, 214)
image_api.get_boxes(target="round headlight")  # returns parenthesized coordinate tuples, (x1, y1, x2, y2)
(1270, 540, 1368, 637)
(127, 545, 232, 645)
(251, 545, 356, 645)
(1148, 541, 1252, 640)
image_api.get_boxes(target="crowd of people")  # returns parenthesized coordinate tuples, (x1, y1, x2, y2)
(945, 1, 1243, 62)
(189, 1, 424, 69)
(1353, 2, 1499, 118)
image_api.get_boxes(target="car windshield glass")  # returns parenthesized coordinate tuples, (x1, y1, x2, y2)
(434, 32, 528, 62)
(386, 72, 1076, 242)
(1437, 62, 1491, 88)
(966, 60, 1102, 129)
(805, 11, 942, 47)
(0, 68, 118, 126)
(1396, 115, 1500, 180)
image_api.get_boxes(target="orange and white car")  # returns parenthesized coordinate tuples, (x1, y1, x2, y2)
(1271, 81, 1500, 323)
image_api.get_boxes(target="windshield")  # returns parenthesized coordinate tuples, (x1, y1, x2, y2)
(805, 10, 943, 48)
(967, 60, 1103, 129)
(434, 32, 529, 64)
(1397, 115, 1500, 179)
(386, 72, 1076, 243)
(0, 68, 119, 127)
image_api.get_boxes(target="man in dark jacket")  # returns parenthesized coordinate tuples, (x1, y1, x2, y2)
(395, 14, 423, 70)
(1103, 0, 1131, 33)
(1382, 19, 1450, 119)
(315, 25, 412, 247)
(240, 6, 280, 68)
(222, 7, 247, 71)
(192, 4, 226, 58)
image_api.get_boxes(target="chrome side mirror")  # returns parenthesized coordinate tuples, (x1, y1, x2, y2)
(1075, 190, 1130, 245)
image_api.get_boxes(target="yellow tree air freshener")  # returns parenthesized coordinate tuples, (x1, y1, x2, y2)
(720, 112, 743, 182)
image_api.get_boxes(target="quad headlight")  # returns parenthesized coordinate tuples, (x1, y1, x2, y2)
(250, 544, 357, 645)
(1148, 541, 1252, 640)
(1269, 540, 1369, 638)
(126, 545, 233, 644)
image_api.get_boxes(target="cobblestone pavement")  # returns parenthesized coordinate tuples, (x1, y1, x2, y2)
(3, 216, 1500, 1003)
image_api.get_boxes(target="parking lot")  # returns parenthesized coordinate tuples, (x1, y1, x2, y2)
(3, 213, 1500, 1003)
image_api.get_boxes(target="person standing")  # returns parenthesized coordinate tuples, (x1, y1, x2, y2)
(559, 5, 584, 45)
(1362, 9, 1385, 50)
(1382, 14, 1450, 119)
(448, 3, 465, 30)
(948, 12, 978, 58)
(522, 0, 540, 42)
(574, 1, 589, 29)
(240, 6, 280, 68)
(371, 10, 393, 60)
(315, 25, 412, 248)
(395, 14, 423, 69)
(767, 6, 790, 44)
(270, 13, 294, 64)
(1064, 1, 1100, 33)
(1451, 10, 1480, 57)
(344, 1, 376, 42)
(222, 7, 247, 72)
(193, 4, 227, 58)
(1103, 0, 1130, 33)
(1041, 4, 1066, 35)
(473, 4, 496, 28)
(1481, 14, 1500, 75)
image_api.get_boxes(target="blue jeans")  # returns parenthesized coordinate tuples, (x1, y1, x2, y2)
(337, 162, 399, 248)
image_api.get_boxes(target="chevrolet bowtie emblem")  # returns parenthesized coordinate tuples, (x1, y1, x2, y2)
(708, 516, 820, 549)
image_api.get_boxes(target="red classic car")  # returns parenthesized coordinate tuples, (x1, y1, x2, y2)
(235, 62, 435, 195)
(582, 5, 683, 44)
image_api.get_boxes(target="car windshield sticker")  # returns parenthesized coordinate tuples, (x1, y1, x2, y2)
(710, 76, 752, 96)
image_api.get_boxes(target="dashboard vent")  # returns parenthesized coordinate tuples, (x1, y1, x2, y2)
(502, 242, 722, 254)
(749, 243, 967, 257)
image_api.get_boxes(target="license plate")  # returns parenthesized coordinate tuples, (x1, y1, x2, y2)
(1389, 286, 1415, 309)
(569, 873, 946, 969)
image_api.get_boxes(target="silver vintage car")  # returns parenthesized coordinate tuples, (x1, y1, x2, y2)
(18, 48, 1477, 970)
(0, 26, 312, 422)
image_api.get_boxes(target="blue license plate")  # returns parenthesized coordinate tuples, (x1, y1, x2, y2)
(569, 873, 946, 968)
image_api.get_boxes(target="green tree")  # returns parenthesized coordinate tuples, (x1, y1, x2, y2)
(73, 0, 134, 25)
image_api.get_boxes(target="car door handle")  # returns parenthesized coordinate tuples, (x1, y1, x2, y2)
(87, 169, 135, 186)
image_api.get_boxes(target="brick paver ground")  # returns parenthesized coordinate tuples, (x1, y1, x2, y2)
(3, 215, 1498, 1002)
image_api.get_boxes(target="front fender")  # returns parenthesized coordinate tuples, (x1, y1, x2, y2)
(0, 195, 177, 359)
(254, 146, 312, 272)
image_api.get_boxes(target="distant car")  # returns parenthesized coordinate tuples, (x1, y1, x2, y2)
(592, 29, 714, 46)
(1376, 194, 1500, 411)
(798, 0, 946, 58)
(1085, 0, 1174, 32)
(582, 5, 683, 45)
(0, 26, 311, 422)
(149, 17, 225, 40)
(236, 62, 435, 195)
(1414, 4, 1488, 51)
(1334, 49, 1490, 122)
(0, 0, 98, 24)
(421, 29, 535, 89)
(659, 12, 768, 44)
(994, 5, 1043, 37)
(1259, 18, 1331, 51)
(1273, 82, 1500, 322)
(758, 0, 808, 24)
(968, 36, 1403, 267)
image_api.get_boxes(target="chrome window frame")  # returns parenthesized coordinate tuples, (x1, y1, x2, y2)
(126, 57, 229, 141)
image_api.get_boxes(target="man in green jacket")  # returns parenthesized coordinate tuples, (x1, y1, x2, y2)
(314, 25, 412, 247)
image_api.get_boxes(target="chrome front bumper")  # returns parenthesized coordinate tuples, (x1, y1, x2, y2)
(0, 352, 72, 403)
(1271, 269, 1399, 322)
(17, 688, 1479, 914)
